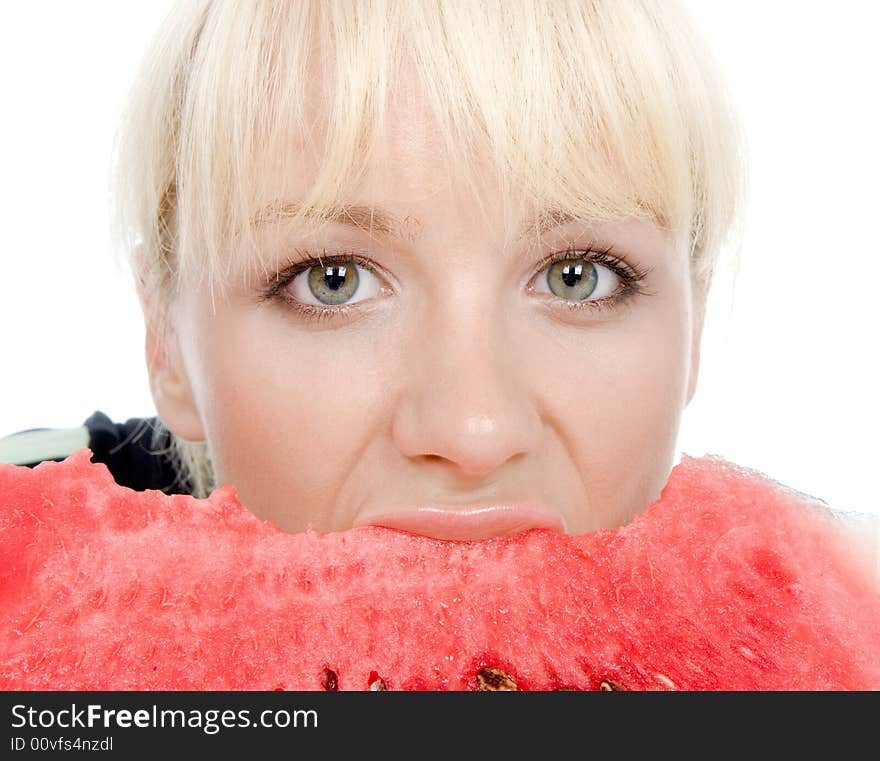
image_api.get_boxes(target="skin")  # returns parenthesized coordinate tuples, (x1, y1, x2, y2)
(147, 71, 704, 540)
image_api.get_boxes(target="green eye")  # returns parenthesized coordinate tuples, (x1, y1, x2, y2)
(546, 259, 599, 301)
(307, 263, 360, 305)
(267, 246, 646, 324)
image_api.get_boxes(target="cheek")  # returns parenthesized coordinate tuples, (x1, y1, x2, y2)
(185, 308, 385, 509)
(532, 303, 691, 422)
(529, 306, 691, 528)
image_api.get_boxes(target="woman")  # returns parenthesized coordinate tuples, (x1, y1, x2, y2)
(8, 0, 748, 539)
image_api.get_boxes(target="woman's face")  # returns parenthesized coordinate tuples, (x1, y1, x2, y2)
(151, 87, 702, 540)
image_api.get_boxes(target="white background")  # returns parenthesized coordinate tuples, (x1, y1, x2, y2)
(1, 2, 877, 517)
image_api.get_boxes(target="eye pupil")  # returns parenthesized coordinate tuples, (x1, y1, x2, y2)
(308, 261, 360, 305)
(548, 259, 598, 301)
(325, 265, 347, 291)
(561, 263, 583, 288)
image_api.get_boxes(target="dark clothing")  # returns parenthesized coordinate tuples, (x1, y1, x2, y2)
(7, 411, 188, 495)
(82, 411, 187, 494)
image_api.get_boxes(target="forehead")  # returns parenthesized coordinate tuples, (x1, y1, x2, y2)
(253, 58, 604, 250)
(250, 25, 600, 231)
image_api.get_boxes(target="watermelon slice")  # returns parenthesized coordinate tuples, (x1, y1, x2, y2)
(1, 448, 877, 690)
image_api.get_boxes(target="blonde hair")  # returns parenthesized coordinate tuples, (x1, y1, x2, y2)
(112, 0, 748, 498)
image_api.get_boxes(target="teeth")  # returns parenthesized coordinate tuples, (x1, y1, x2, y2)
(477, 667, 518, 691)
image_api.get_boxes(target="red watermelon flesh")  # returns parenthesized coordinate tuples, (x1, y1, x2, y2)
(1, 448, 878, 690)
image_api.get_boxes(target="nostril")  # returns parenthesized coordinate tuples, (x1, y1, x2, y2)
(417, 450, 529, 484)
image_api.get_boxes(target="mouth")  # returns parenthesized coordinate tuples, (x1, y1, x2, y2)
(352, 504, 566, 541)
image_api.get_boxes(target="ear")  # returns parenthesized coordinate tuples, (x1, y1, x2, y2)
(144, 320, 206, 442)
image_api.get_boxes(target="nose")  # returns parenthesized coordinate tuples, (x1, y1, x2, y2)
(390, 299, 542, 482)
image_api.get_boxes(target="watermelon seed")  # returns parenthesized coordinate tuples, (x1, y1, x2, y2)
(477, 667, 518, 691)
(92, 587, 108, 608)
(21, 605, 45, 633)
(320, 667, 339, 691)
(122, 582, 141, 606)
(599, 679, 626, 691)
(368, 671, 387, 691)
(738, 644, 757, 662)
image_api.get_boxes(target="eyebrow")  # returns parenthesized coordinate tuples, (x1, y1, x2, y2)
(252, 202, 578, 243)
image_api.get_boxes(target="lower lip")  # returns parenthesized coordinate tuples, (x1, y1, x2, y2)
(354, 506, 566, 541)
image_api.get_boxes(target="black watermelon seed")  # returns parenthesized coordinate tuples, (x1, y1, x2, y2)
(320, 667, 339, 691)
(477, 667, 518, 691)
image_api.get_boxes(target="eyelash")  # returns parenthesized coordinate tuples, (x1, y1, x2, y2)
(259, 245, 653, 324)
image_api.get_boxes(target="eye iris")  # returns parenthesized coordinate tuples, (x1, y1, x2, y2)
(547, 259, 598, 300)
(308, 263, 359, 305)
